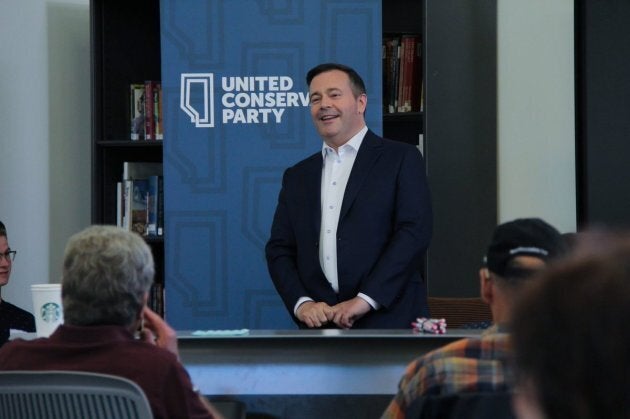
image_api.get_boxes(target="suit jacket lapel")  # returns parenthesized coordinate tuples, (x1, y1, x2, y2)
(339, 130, 383, 222)
(304, 153, 323, 234)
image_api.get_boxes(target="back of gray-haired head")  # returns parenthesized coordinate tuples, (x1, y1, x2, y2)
(61, 225, 154, 327)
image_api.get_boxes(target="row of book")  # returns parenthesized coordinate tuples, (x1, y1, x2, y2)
(148, 282, 165, 316)
(130, 81, 163, 141)
(116, 161, 164, 237)
(383, 34, 423, 114)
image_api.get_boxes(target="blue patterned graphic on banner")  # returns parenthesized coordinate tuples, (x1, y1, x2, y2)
(160, 0, 382, 329)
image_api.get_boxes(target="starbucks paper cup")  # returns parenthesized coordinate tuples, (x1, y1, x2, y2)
(31, 283, 64, 337)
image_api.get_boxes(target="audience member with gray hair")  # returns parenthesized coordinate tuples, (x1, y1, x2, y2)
(0, 225, 222, 419)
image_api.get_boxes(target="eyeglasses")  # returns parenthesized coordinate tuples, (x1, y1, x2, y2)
(0, 250, 17, 262)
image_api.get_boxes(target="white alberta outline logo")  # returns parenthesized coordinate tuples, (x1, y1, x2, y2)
(180, 73, 214, 128)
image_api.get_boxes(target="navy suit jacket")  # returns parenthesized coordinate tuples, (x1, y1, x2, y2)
(266, 130, 432, 328)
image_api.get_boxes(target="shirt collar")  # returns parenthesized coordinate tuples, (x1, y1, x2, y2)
(321, 126, 368, 158)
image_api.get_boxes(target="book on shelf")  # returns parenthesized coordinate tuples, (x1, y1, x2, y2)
(382, 34, 422, 114)
(383, 36, 398, 114)
(129, 178, 150, 236)
(149, 282, 164, 315)
(157, 175, 164, 236)
(144, 80, 156, 140)
(397, 38, 407, 112)
(399, 34, 414, 112)
(130, 83, 145, 140)
(120, 162, 164, 236)
(406, 34, 423, 112)
(129, 81, 163, 141)
(154, 82, 163, 140)
(146, 174, 164, 236)
(116, 181, 124, 228)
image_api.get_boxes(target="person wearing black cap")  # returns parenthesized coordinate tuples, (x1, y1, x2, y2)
(381, 218, 568, 419)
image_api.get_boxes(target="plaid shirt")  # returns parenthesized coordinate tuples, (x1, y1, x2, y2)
(381, 326, 513, 419)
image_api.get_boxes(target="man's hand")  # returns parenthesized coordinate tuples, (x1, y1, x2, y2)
(139, 306, 179, 358)
(296, 301, 335, 328)
(331, 297, 371, 329)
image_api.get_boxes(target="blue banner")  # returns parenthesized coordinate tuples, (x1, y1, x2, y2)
(160, 0, 382, 329)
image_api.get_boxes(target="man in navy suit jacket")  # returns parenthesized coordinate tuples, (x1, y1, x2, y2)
(265, 63, 432, 329)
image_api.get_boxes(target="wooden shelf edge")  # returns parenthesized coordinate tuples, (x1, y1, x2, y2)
(96, 140, 164, 147)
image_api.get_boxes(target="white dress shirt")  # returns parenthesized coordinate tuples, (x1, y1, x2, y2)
(294, 126, 379, 315)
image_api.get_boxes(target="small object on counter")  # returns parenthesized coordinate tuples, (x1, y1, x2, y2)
(411, 317, 447, 334)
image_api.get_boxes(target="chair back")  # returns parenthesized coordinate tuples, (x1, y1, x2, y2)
(427, 297, 493, 328)
(406, 391, 515, 419)
(0, 370, 153, 419)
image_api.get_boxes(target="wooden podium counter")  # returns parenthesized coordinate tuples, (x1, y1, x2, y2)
(178, 329, 481, 397)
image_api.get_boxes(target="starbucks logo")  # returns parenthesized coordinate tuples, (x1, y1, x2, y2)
(41, 302, 61, 323)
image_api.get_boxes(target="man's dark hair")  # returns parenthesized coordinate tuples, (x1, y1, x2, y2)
(306, 63, 367, 98)
(0, 221, 6, 237)
(511, 231, 630, 419)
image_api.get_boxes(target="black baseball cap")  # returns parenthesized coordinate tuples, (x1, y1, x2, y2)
(484, 218, 567, 279)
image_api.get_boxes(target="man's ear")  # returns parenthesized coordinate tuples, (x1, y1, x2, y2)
(480, 268, 494, 305)
(357, 93, 367, 114)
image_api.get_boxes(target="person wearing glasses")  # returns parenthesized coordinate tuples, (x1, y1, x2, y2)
(0, 220, 36, 347)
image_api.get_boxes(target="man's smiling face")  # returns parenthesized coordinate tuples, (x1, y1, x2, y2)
(308, 69, 367, 149)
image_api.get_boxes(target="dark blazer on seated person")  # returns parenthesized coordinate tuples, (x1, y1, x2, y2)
(266, 129, 433, 328)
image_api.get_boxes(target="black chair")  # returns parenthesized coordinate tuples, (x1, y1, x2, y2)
(0, 370, 154, 419)
(406, 391, 516, 419)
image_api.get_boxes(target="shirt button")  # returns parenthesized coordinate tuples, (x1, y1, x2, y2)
(326, 229, 331, 233)
(329, 205, 334, 209)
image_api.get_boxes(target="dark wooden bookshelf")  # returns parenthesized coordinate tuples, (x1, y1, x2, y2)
(383, 0, 497, 298)
(91, 0, 164, 310)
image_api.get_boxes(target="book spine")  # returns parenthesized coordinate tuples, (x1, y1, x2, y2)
(149, 283, 164, 315)
(396, 41, 405, 112)
(392, 40, 401, 113)
(383, 37, 398, 114)
(116, 182, 123, 228)
(146, 175, 159, 236)
(144, 81, 156, 140)
(402, 35, 416, 112)
(413, 37, 423, 112)
(123, 179, 133, 230)
(130, 179, 149, 235)
(130, 84, 145, 140)
(157, 175, 164, 236)
(382, 41, 388, 114)
(155, 82, 163, 140)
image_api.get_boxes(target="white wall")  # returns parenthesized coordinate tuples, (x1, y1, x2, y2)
(0, 0, 90, 311)
(497, 0, 577, 232)
(0, 0, 576, 311)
